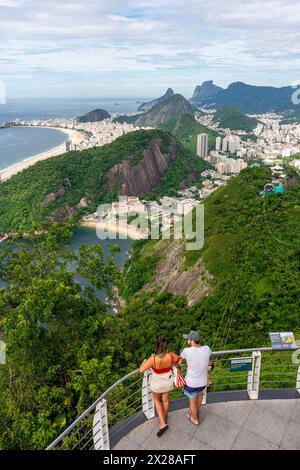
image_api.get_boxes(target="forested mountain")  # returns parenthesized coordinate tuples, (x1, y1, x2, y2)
(159, 113, 218, 153)
(77, 108, 111, 123)
(1, 152, 299, 450)
(135, 94, 195, 128)
(201, 81, 296, 114)
(212, 107, 258, 132)
(120, 165, 300, 358)
(0, 129, 209, 233)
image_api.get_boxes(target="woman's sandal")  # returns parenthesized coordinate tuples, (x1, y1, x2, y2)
(157, 425, 169, 437)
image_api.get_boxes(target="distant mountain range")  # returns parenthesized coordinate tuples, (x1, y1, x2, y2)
(191, 81, 296, 114)
(137, 81, 298, 115)
(137, 88, 174, 112)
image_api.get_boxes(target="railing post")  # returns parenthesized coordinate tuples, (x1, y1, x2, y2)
(296, 365, 300, 396)
(202, 387, 207, 405)
(247, 351, 261, 400)
(93, 398, 110, 450)
(142, 371, 155, 419)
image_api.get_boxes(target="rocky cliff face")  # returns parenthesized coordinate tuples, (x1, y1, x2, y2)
(51, 197, 91, 223)
(106, 137, 177, 196)
(141, 240, 213, 306)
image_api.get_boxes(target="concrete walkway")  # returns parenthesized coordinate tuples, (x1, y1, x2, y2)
(113, 399, 300, 450)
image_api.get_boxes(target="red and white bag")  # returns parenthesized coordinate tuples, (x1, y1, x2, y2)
(172, 365, 186, 388)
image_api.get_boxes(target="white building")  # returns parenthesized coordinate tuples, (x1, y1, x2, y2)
(216, 136, 222, 151)
(197, 133, 208, 158)
(222, 137, 228, 153)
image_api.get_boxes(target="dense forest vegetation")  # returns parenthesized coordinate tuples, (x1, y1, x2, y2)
(160, 113, 218, 153)
(121, 165, 300, 357)
(212, 106, 258, 132)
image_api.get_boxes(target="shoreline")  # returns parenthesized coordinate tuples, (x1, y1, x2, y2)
(79, 220, 147, 240)
(0, 126, 86, 181)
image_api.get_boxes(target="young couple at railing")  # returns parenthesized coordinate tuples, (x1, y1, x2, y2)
(139, 331, 213, 437)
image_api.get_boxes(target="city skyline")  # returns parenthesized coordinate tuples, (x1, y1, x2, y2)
(0, 0, 300, 99)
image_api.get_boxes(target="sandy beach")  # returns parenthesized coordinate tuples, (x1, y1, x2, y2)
(0, 126, 87, 182)
(79, 219, 148, 240)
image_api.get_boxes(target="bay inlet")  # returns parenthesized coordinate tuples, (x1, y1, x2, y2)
(0, 126, 68, 172)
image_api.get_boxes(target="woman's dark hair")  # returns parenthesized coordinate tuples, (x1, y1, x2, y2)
(155, 336, 169, 356)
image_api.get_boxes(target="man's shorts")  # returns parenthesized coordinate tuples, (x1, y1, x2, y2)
(183, 384, 206, 399)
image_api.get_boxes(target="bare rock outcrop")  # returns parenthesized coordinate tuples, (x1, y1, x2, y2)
(106, 138, 177, 196)
(52, 205, 77, 222)
(141, 240, 213, 306)
(41, 186, 65, 207)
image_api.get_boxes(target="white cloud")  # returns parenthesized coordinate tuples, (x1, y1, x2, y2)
(0, 0, 27, 6)
(1, 0, 300, 96)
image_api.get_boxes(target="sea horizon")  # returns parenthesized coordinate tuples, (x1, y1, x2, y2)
(0, 97, 148, 174)
(0, 97, 150, 124)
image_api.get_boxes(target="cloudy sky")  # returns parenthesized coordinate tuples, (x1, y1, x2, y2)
(0, 0, 299, 99)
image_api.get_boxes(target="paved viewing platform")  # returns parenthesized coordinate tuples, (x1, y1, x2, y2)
(113, 399, 300, 450)
(45, 347, 300, 451)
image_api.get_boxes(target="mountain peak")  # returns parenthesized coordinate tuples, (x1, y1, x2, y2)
(190, 81, 223, 104)
(138, 88, 175, 112)
(166, 87, 175, 95)
(135, 93, 194, 127)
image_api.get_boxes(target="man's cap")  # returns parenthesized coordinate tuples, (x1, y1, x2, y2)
(183, 330, 200, 342)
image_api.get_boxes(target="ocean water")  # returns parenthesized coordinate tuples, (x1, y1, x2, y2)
(0, 126, 67, 171)
(70, 225, 132, 269)
(0, 97, 148, 123)
(71, 226, 132, 300)
(0, 97, 148, 171)
(0, 226, 133, 293)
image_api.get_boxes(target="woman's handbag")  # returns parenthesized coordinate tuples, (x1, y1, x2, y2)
(172, 364, 186, 388)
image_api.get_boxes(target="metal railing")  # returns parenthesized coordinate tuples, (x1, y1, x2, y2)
(46, 347, 300, 450)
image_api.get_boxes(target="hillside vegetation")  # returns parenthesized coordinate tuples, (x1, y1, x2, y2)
(1, 165, 299, 449)
(213, 106, 258, 132)
(135, 94, 195, 128)
(160, 113, 218, 153)
(0, 129, 209, 233)
(120, 166, 300, 357)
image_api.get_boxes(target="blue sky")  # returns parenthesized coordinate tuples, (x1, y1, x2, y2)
(0, 0, 299, 99)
